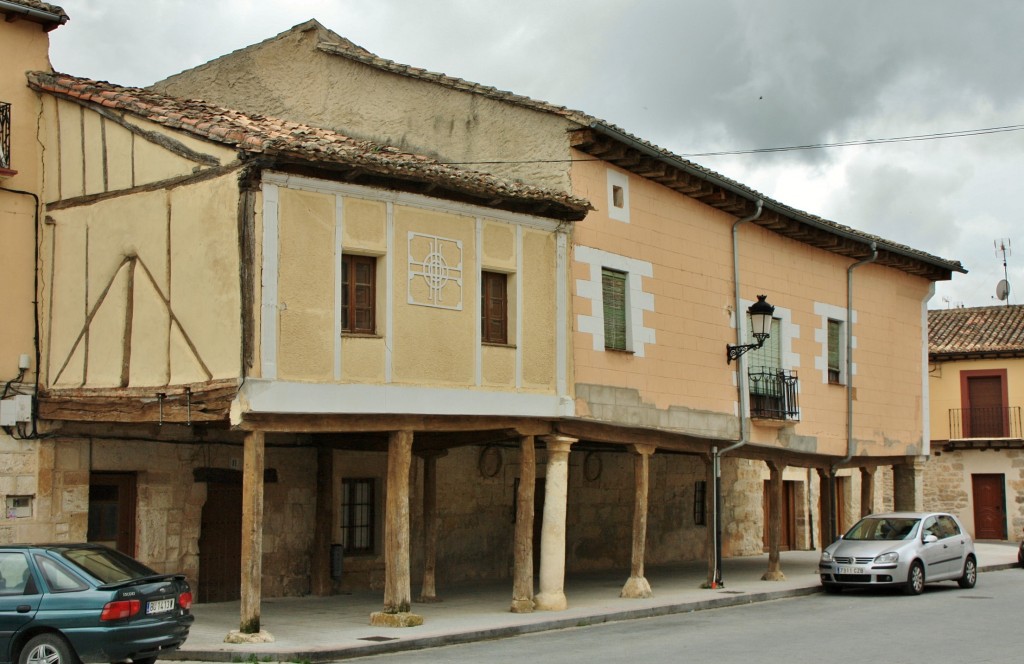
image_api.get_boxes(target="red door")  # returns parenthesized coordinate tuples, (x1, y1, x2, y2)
(972, 474, 1006, 539)
(965, 375, 1007, 437)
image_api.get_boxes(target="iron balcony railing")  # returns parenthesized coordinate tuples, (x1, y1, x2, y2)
(948, 406, 1022, 440)
(748, 368, 800, 421)
(0, 102, 10, 170)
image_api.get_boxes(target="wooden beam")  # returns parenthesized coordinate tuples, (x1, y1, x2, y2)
(38, 379, 239, 424)
(238, 430, 265, 634)
(238, 412, 553, 435)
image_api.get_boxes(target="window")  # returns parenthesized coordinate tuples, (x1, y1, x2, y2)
(602, 268, 628, 351)
(35, 555, 87, 593)
(606, 169, 630, 222)
(693, 480, 707, 526)
(0, 102, 11, 171)
(481, 271, 508, 344)
(341, 255, 376, 334)
(827, 319, 842, 384)
(0, 552, 32, 596)
(340, 478, 376, 554)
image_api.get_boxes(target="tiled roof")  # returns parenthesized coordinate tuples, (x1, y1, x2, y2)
(929, 305, 1024, 358)
(0, 0, 69, 25)
(26, 71, 591, 220)
(312, 23, 964, 278)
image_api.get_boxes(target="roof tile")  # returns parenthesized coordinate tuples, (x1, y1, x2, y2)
(929, 305, 1024, 356)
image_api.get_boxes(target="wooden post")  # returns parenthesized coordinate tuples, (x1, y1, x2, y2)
(510, 435, 536, 613)
(762, 460, 785, 581)
(311, 446, 334, 596)
(621, 444, 655, 598)
(860, 466, 876, 517)
(239, 430, 266, 634)
(534, 435, 575, 611)
(370, 430, 423, 627)
(418, 450, 446, 603)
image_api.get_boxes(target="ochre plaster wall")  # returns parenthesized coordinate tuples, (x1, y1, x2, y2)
(569, 157, 932, 459)
(44, 173, 242, 388)
(928, 356, 1024, 441)
(153, 23, 575, 192)
(271, 183, 561, 393)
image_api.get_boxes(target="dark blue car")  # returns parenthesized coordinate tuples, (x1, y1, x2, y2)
(0, 544, 193, 664)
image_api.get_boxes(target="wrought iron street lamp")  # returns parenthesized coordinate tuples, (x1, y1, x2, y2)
(726, 294, 775, 363)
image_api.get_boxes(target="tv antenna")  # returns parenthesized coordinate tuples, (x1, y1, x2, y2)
(994, 238, 1011, 305)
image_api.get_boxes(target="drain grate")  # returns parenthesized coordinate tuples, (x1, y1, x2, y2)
(359, 636, 399, 642)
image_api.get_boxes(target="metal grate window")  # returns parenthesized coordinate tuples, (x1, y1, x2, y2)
(340, 478, 376, 554)
(341, 255, 376, 334)
(0, 102, 11, 170)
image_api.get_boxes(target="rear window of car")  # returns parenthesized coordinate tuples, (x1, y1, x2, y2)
(60, 547, 157, 584)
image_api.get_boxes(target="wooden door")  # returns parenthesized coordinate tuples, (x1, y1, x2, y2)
(972, 474, 1007, 539)
(966, 375, 1006, 437)
(87, 473, 136, 555)
(198, 483, 242, 603)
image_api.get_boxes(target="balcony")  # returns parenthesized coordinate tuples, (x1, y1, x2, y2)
(1, 101, 11, 175)
(947, 407, 1022, 448)
(748, 368, 800, 422)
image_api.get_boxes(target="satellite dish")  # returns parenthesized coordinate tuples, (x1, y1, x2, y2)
(996, 279, 1010, 301)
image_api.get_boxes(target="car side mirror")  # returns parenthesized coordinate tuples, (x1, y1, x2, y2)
(923, 534, 938, 544)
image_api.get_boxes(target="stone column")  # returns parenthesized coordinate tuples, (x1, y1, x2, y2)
(762, 461, 785, 581)
(511, 435, 536, 613)
(418, 449, 447, 603)
(893, 457, 926, 512)
(859, 466, 876, 517)
(534, 435, 575, 611)
(621, 444, 656, 598)
(227, 430, 273, 643)
(311, 446, 334, 596)
(370, 430, 423, 627)
(817, 468, 835, 548)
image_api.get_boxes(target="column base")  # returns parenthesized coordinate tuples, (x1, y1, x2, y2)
(417, 594, 443, 604)
(510, 597, 535, 613)
(620, 575, 653, 598)
(761, 569, 786, 581)
(224, 630, 274, 643)
(369, 611, 424, 627)
(533, 590, 567, 611)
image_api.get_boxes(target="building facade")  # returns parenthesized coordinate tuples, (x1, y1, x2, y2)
(925, 305, 1024, 542)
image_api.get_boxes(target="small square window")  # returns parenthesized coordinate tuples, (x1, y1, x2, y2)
(606, 169, 630, 222)
(612, 185, 624, 208)
(5, 496, 32, 519)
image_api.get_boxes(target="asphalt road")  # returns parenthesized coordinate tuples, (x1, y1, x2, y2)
(358, 569, 1024, 664)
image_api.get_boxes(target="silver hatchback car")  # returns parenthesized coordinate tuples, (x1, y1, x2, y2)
(819, 511, 977, 595)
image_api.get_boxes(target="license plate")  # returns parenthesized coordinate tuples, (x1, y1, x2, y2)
(146, 598, 175, 615)
(836, 566, 863, 575)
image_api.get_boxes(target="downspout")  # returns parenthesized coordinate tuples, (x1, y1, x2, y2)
(828, 242, 877, 543)
(711, 198, 763, 587)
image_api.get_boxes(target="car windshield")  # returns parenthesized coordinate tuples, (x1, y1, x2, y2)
(60, 547, 157, 584)
(844, 517, 920, 541)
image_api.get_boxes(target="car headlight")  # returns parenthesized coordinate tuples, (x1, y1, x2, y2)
(875, 551, 899, 564)
(820, 550, 833, 563)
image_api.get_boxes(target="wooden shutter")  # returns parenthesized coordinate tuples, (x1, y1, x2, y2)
(827, 319, 841, 383)
(481, 271, 508, 344)
(342, 255, 375, 334)
(602, 268, 627, 350)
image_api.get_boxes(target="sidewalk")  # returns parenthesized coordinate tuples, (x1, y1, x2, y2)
(167, 543, 1020, 662)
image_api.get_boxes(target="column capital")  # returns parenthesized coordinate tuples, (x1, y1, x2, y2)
(629, 443, 657, 457)
(541, 435, 576, 454)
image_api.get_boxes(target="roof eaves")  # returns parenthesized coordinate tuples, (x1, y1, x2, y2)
(0, 0, 68, 27)
(588, 121, 966, 279)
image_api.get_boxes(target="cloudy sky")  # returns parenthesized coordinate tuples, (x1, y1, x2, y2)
(47, 0, 1024, 309)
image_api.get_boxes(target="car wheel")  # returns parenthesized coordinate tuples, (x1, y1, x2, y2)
(903, 560, 925, 595)
(957, 555, 977, 589)
(19, 633, 79, 664)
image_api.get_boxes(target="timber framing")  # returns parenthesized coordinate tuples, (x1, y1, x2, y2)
(38, 378, 239, 424)
(570, 126, 964, 282)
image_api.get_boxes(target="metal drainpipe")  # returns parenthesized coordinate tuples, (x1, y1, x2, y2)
(828, 242, 877, 544)
(711, 199, 763, 587)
